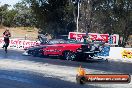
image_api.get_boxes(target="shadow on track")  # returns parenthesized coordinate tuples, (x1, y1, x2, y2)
(0, 70, 98, 88)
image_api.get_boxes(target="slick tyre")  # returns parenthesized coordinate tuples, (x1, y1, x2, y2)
(63, 51, 76, 61)
(32, 51, 37, 57)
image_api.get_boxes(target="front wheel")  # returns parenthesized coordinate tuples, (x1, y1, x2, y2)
(63, 51, 76, 61)
(32, 51, 40, 57)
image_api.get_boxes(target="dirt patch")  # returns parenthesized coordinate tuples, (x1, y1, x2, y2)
(0, 27, 39, 41)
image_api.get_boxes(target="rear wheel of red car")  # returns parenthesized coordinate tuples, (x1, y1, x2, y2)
(63, 51, 76, 61)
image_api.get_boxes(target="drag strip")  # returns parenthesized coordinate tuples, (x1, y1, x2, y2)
(0, 49, 132, 74)
(0, 70, 95, 88)
(0, 49, 132, 88)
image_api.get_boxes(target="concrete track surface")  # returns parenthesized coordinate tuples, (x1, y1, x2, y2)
(0, 49, 131, 88)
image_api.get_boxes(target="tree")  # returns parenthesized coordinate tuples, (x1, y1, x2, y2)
(91, 0, 132, 46)
(25, 0, 131, 45)
(27, 0, 76, 37)
(3, 9, 17, 27)
(13, 0, 37, 27)
(0, 4, 10, 26)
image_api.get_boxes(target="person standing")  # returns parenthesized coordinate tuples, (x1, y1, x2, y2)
(2, 29, 11, 53)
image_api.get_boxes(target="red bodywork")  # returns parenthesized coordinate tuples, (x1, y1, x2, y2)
(43, 43, 82, 56)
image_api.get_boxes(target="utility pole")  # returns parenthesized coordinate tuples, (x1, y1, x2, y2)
(76, 0, 80, 32)
(76, 0, 81, 40)
(84, 0, 91, 35)
(87, 0, 91, 34)
(71, 0, 81, 40)
(71, 0, 81, 32)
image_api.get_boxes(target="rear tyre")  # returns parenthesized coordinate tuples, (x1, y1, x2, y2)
(63, 51, 76, 61)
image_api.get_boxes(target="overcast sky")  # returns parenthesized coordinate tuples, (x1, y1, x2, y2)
(0, 0, 21, 7)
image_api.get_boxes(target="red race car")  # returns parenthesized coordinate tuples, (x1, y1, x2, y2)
(23, 34, 105, 61)
(23, 38, 81, 57)
(41, 41, 105, 61)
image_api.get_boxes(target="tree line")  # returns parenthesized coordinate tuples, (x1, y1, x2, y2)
(0, 1, 36, 27)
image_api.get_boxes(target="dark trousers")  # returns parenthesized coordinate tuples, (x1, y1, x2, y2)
(3, 38, 9, 50)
